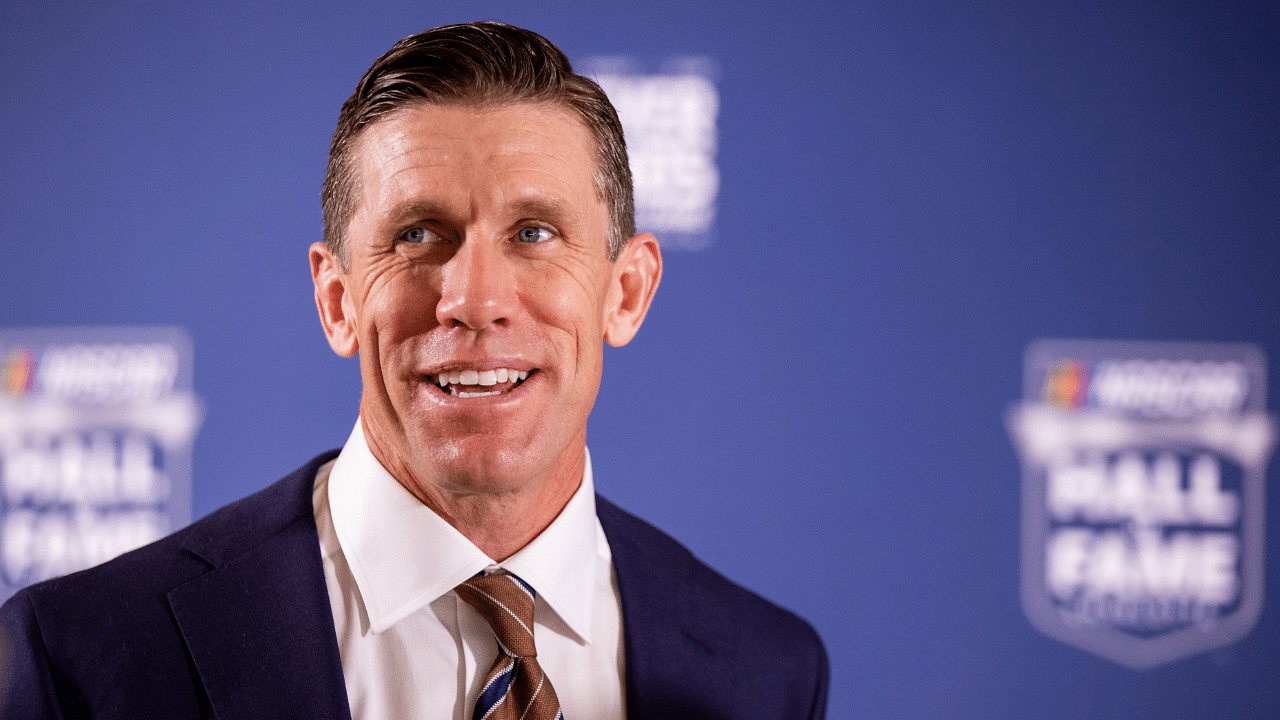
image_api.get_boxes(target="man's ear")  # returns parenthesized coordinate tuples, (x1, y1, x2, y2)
(604, 233, 662, 347)
(309, 242, 359, 357)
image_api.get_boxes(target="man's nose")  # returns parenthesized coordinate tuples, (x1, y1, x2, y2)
(435, 239, 518, 331)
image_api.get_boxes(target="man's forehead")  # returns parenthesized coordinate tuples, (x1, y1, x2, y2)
(356, 100, 595, 166)
(349, 101, 606, 224)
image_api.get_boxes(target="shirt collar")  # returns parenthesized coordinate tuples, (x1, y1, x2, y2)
(327, 419, 601, 643)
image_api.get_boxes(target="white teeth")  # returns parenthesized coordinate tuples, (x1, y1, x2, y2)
(458, 390, 501, 398)
(433, 367, 531, 391)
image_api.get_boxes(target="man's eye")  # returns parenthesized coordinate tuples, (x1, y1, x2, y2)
(401, 227, 440, 244)
(517, 226, 553, 244)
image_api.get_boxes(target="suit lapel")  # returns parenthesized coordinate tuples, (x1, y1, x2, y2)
(168, 454, 351, 720)
(597, 496, 737, 720)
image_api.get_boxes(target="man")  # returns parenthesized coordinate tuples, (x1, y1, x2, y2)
(1, 22, 828, 719)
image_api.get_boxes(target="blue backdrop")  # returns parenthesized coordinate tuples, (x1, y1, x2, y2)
(2, 1, 1277, 717)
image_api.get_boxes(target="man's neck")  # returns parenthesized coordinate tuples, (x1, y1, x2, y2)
(364, 429, 586, 561)
(428, 476, 581, 561)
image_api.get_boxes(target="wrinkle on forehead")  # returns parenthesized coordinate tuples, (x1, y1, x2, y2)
(353, 100, 610, 219)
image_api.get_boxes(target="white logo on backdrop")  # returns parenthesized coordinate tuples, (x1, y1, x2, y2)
(0, 327, 202, 602)
(1007, 339, 1275, 669)
(585, 56, 719, 250)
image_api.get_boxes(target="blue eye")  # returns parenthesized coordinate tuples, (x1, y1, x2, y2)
(517, 226, 552, 244)
(401, 227, 439, 244)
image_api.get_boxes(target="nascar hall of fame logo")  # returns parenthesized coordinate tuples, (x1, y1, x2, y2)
(1007, 339, 1276, 669)
(0, 327, 203, 604)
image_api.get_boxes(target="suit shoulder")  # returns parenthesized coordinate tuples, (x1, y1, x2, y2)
(596, 494, 826, 654)
(0, 451, 342, 717)
(175, 449, 338, 566)
(596, 496, 829, 718)
(4, 450, 338, 619)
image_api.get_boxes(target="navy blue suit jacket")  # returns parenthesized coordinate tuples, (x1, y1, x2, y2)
(0, 451, 828, 719)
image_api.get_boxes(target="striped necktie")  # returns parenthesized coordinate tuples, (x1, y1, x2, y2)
(456, 573, 565, 720)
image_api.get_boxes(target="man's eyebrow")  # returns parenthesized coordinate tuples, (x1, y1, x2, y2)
(378, 197, 585, 231)
(507, 197, 582, 225)
(382, 201, 453, 228)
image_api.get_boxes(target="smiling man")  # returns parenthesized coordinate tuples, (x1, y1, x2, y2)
(311, 100, 642, 564)
(1, 22, 828, 720)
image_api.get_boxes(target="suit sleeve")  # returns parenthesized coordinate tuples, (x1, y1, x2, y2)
(0, 591, 67, 720)
(807, 633, 830, 720)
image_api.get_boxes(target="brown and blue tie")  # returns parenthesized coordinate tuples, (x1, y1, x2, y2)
(456, 573, 565, 720)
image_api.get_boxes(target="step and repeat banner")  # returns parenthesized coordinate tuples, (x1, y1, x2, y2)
(1, 1, 1276, 717)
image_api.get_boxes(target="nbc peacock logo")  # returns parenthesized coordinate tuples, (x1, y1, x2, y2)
(1043, 360, 1089, 409)
(1, 348, 36, 398)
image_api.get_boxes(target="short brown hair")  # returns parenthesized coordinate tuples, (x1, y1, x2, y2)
(322, 21, 635, 265)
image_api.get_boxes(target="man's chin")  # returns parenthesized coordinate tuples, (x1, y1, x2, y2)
(404, 438, 553, 496)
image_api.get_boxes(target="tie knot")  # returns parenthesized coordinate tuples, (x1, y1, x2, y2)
(456, 573, 539, 658)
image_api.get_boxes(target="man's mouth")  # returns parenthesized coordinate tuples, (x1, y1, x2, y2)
(429, 368, 532, 398)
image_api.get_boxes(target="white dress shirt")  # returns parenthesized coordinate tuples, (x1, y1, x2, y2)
(312, 420, 626, 720)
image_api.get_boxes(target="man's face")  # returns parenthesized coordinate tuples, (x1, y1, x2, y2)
(310, 102, 658, 506)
